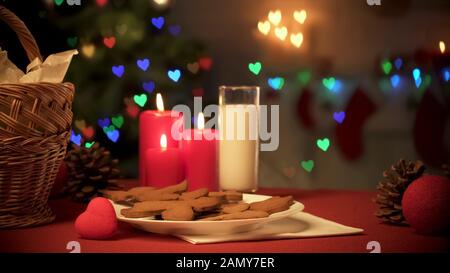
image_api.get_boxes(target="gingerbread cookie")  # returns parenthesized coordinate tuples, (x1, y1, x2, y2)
(208, 191, 243, 202)
(161, 205, 194, 221)
(221, 202, 250, 214)
(249, 196, 294, 214)
(121, 200, 184, 218)
(158, 180, 188, 194)
(180, 188, 208, 200)
(121, 208, 157, 218)
(113, 182, 294, 221)
(135, 192, 180, 202)
(190, 197, 222, 212)
(199, 210, 269, 221)
(224, 191, 243, 202)
(101, 190, 134, 202)
(127, 186, 155, 196)
(133, 181, 187, 201)
(133, 200, 185, 211)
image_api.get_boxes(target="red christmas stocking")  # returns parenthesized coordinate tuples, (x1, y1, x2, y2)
(335, 88, 377, 160)
(413, 89, 449, 166)
(296, 88, 315, 130)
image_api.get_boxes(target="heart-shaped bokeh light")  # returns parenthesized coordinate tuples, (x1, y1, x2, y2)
(293, 10, 307, 24)
(257, 20, 271, 35)
(290, 32, 303, 48)
(268, 10, 282, 26)
(274, 26, 288, 41)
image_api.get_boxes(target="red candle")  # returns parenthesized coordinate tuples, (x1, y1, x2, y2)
(182, 113, 218, 190)
(139, 93, 183, 185)
(145, 134, 185, 187)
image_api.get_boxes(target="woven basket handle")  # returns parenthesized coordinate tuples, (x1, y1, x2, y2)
(0, 5, 42, 62)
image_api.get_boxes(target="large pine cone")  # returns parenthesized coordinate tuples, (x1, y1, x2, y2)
(374, 159, 426, 225)
(64, 142, 121, 202)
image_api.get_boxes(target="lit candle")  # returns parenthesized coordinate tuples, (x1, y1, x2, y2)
(145, 134, 184, 187)
(182, 113, 218, 190)
(139, 93, 183, 185)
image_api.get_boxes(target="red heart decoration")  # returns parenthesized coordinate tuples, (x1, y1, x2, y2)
(198, 57, 213, 71)
(82, 126, 95, 139)
(75, 197, 117, 240)
(96, 0, 108, 7)
(103, 36, 116, 49)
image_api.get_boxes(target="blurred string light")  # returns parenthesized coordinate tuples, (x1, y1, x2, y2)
(297, 70, 312, 86)
(443, 67, 450, 82)
(322, 77, 343, 93)
(394, 58, 403, 70)
(378, 77, 391, 93)
(381, 59, 392, 75)
(133, 93, 148, 107)
(248, 61, 262, 75)
(102, 127, 118, 143)
(293, 10, 307, 24)
(332, 79, 343, 93)
(268, 77, 285, 90)
(418, 75, 431, 91)
(124, 98, 140, 118)
(116, 23, 128, 36)
(412, 68, 421, 88)
(81, 43, 95, 58)
(290, 32, 303, 48)
(439, 41, 446, 54)
(390, 74, 400, 89)
(103, 36, 116, 48)
(268, 10, 282, 26)
(275, 26, 288, 41)
(85, 141, 95, 148)
(322, 77, 335, 91)
(257, 20, 271, 35)
(257, 9, 307, 49)
(70, 130, 82, 146)
(412, 68, 421, 80)
(414, 78, 422, 88)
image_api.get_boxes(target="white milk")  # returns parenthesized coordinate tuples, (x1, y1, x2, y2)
(218, 104, 259, 192)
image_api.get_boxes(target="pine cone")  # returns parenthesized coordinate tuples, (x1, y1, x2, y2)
(64, 142, 122, 202)
(374, 159, 426, 225)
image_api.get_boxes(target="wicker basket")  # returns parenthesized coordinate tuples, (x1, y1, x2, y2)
(0, 6, 74, 229)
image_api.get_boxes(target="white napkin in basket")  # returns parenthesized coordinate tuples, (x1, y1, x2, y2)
(176, 212, 363, 244)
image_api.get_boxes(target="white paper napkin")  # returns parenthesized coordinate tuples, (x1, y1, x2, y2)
(176, 212, 364, 244)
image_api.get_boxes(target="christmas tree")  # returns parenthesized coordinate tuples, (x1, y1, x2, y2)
(42, 0, 208, 176)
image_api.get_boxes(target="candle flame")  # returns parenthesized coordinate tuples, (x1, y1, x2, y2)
(156, 93, 164, 111)
(439, 41, 445, 54)
(160, 134, 167, 149)
(197, 112, 205, 130)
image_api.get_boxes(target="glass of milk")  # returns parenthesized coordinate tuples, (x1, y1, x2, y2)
(218, 86, 259, 192)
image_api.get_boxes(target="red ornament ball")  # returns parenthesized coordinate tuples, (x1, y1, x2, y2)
(75, 197, 118, 240)
(50, 161, 68, 197)
(402, 175, 450, 234)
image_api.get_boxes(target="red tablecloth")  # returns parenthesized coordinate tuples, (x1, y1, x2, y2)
(0, 181, 448, 253)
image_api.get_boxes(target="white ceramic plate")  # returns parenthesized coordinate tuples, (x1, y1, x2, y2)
(112, 194, 304, 235)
